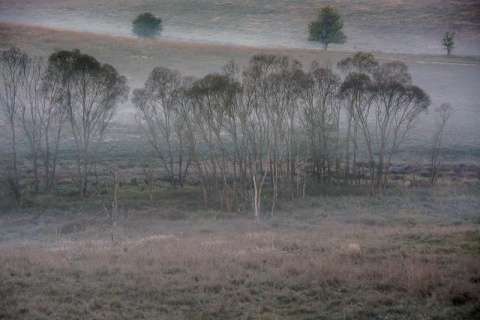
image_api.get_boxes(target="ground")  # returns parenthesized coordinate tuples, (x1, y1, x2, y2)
(1, 183, 479, 319)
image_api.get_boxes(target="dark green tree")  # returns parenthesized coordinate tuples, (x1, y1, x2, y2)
(132, 12, 162, 38)
(308, 5, 347, 50)
(442, 31, 455, 56)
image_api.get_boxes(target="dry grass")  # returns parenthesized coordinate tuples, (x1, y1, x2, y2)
(1, 217, 479, 319)
(346, 243, 362, 256)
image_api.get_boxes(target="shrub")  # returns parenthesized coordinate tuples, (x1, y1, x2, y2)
(132, 12, 162, 38)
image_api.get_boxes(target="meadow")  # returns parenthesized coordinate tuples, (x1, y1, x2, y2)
(1, 1, 480, 318)
(1, 185, 479, 319)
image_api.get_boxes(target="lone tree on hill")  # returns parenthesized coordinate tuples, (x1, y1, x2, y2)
(442, 31, 455, 56)
(132, 12, 162, 38)
(308, 5, 347, 50)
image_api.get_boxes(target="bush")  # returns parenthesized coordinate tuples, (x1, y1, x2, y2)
(132, 12, 162, 38)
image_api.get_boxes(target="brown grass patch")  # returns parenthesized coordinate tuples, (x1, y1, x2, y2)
(346, 243, 362, 256)
(1, 220, 479, 319)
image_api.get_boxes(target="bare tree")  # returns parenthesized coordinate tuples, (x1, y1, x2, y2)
(243, 54, 303, 215)
(18, 56, 45, 194)
(430, 103, 452, 185)
(0, 47, 28, 207)
(188, 72, 242, 212)
(47, 49, 129, 198)
(371, 61, 430, 190)
(299, 62, 341, 184)
(132, 67, 191, 188)
(19, 56, 67, 195)
(241, 67, 272, 221)
(340, 56, 430, 194)
(338, 52, 378, 183)
(39, 62, 68, 194)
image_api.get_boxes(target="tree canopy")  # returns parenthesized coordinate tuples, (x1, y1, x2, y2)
(442, 31, 455, 56)
(47, 49, 129, 197)
(308, 5, 347, 50)
(132, 12, 163, 38)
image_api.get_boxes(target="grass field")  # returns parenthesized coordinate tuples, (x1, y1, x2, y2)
(1, 185, 479, 319)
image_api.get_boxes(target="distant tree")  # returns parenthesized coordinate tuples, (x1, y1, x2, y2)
(442, 31, 455, 56)
(132, 12, 162, 38)
(47, 49, 129, 198)
(308, 5, 347, 50)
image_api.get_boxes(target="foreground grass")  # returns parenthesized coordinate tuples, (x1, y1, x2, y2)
(1, 186, 479, 319)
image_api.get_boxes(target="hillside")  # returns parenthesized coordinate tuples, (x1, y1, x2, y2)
(1, 21, 479, 164)
(0, 0, 479, 55)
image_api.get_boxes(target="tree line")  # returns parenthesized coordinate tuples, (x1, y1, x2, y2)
(0, 47, 431, 217)
(0, 47, 128, 208)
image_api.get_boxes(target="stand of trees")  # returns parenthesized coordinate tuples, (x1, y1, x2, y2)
(1, 47, 432, 215)
(0, 47, 128, 205)
(133, 51, 430, 215)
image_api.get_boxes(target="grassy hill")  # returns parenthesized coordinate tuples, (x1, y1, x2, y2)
(1, 0, 479, 55)
(2, 21, 479, 163)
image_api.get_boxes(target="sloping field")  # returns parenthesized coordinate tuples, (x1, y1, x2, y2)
(1, 22, 479, 163)
(1, 0, 479, 55)
(1, 192, 479, 319)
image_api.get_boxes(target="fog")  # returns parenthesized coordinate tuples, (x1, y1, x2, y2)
(1, 0, 479, 163)
(1, 0, 480, 55)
